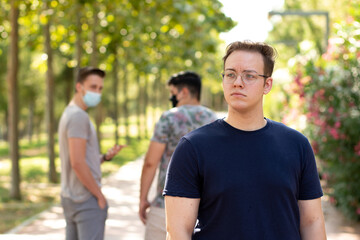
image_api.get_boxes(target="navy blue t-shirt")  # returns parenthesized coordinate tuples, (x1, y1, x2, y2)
(163, 118, 323, 240)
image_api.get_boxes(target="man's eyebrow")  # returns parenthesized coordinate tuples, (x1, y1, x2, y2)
(225, 68, 258, 73)
(243, 70, 258, 73)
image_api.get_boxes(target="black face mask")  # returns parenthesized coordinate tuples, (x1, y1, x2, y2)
(169, 94, 178, 108)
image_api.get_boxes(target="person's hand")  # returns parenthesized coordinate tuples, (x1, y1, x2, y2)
(97, 193, 107, 209)
(139, 199, 151, 224)
(103, 144, 126, 161)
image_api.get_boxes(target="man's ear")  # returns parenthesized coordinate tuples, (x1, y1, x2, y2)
(263, 77, 273, 95)
(181, 87, 190, 97)
(75, 82, 82, 93)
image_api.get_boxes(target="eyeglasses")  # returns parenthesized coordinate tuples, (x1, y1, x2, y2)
(221, 70, 269, 85)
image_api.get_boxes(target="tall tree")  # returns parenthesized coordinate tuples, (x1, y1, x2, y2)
(122, 63, 130, 143)
(44, 0, 57, 183)
(90, 2, 103, 149)
(6, 0, 21, 200)
(112, 54, 119, 144)
(73, 0, 82, 83)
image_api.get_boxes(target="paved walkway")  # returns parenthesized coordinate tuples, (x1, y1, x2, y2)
(1, 156, 360, 240)
(1, 157, 148, 240)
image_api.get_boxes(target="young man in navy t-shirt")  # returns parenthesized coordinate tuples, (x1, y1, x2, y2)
(163, 41, 326, 240)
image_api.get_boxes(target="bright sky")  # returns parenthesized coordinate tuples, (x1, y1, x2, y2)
(219, 0, 284, 45)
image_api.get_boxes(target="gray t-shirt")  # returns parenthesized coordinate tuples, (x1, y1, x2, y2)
(58, 104, 101, 202)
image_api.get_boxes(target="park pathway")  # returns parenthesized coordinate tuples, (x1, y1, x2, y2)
(1, 156, 360, 240)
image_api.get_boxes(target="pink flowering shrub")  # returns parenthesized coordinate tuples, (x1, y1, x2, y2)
(287, 19, 360, 220)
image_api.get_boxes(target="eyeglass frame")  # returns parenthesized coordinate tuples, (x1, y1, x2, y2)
(221, 70, 269, 85)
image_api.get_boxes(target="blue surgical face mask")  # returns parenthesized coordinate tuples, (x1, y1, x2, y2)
(83, 90, 101, 107)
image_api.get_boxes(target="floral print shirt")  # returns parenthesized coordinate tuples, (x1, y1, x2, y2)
(151, 105, 217, 208)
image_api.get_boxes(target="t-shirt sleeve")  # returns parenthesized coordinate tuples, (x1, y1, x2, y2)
(298, 140, 323, 200)
(67, 111, 89, 140)
(151, 113, 171, 144)
(163, 137, 201, 198)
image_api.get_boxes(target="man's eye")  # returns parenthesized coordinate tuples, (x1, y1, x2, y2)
(226, 73, 236, 78)
(245, 74, 256, 79)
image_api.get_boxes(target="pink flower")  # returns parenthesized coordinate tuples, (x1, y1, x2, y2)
(312, 141, 319, 154)
(357, 208, 360, 215)
(330, 197, 336, 204)
(354, 142, 360, 156)
(346, 16, 355, 24)
(314, 118, 325, 127)
(334, 121, 341, 129)
(322, 172, 329, 180)
(328, 107, 334, 113)
(329, 128, 340, 140)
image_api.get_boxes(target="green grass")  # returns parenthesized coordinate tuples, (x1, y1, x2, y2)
(0, 122, 150, 233)
(0, 202, 53, 233)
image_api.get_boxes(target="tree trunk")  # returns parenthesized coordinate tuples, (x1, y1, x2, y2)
(113, 53, 119, 145)
(36, 118, 42, 145)
(136, 71, 142, 140)
(161, 71, 169, 110)
(139, 73, 146, 139)
(73, 0, 81, 83)
(27, 102, 34, 144)
(122, 65, 130, 143)
(64, 67, 73, 105)
(90, 3, 98, 67)
(3, 111, 9, 141)
(144, 74, 149, 139)
(154, 71, 162, 124)
(7, 0, 21, 200)
(91, 3, 103, 150)
(44, 0, 58, 183)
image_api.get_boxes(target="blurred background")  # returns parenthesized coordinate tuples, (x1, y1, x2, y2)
(0, 0, 359, 236)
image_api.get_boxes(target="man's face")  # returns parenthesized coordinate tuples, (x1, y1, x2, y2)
(77, 74, 104, 94)
(168, 84, 180, 96)
(222, 50, 272, 113)
(168, 84, 183, 107)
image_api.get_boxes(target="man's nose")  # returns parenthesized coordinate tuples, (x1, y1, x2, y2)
(233, 75, 244, 87)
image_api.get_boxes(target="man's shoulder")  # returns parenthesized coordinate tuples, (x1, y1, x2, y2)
(61, 105, 89, 124)
(160, 105, 216, 119)
(268, 119, 309, 143)
(184, 119, 221, 140)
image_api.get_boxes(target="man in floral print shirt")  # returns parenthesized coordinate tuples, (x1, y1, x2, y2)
(139, 71, 217, 240)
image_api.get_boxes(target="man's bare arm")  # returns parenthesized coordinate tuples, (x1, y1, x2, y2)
(299, 198, 327, 240)
(165, 196, 200, 240)
(139, 141, 166, 224)
(68, 138, 106, 209)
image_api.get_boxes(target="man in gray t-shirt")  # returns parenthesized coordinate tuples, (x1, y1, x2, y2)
(58, 67, 125, 240)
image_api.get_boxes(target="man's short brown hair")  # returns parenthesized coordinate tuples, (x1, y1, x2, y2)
(77, 67, 105, 84)
(222, 41, 277, 77)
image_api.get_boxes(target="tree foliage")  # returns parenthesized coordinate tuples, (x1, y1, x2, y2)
(267, 0, 351, 67)
(281, 0, 360, 220)
(0, 0, 235, 197)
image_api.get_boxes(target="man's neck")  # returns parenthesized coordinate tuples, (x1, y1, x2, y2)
(71, 93, 87, 111)
(225, 107, 266, 131)
(177, 98, 200, 107)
